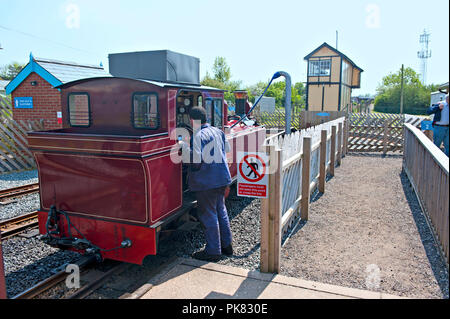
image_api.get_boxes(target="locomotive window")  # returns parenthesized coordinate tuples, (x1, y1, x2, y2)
(132, 93, 159, 129)
(197, 95, 203, 107)
(205, 99, 213, 125)
(68, 93, 90, 127)
(205, 98, 223, 128)
(213, 99, 223, 128)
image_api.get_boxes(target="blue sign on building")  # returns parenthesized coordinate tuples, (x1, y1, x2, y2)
(421, 120, 433, 131)
(317, 112, 330, 117)
(14, 97, 33, 109)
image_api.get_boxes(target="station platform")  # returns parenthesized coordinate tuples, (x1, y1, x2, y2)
(127, 258, 404, 299)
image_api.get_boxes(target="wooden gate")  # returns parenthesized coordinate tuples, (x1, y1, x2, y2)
(347, 113, 428, 153)
(0, 96, 45, 173)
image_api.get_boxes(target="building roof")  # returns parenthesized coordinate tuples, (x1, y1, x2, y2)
(304, 42, 364, 72)
(5, 53, 110, 95)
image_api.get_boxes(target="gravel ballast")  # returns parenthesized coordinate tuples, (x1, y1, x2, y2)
(0, 170, 40, 221)
(0, 170, 38, 190)
(3, 236, 80, 298)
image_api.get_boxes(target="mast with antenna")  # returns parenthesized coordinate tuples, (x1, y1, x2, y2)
(417, 29, 431, 85)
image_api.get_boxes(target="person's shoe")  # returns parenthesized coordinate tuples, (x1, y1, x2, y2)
(192, 250, 221, 262)
(221, 245, 233, 256)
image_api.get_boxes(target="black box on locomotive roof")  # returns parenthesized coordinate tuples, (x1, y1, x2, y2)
(108, 50, 200, 85)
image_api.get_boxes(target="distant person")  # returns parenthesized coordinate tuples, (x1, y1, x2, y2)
(427, 94, 449, 156)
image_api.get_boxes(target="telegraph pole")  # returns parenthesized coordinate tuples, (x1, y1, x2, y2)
(400, 64, 404, 115)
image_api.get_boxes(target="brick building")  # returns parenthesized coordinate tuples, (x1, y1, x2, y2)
(5, 54, 109, 130)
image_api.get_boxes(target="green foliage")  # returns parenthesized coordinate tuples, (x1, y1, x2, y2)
(212, 57, 231, 83)
(201, 57, 242, 103)
(246, 80, 305, 111)
(0, 62, 25, 80)
(201, 56, 305, 110)
(374, 67, 438, 115)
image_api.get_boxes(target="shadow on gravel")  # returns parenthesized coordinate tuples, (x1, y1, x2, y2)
(399, 170, 449, 299)
(231, 243, 261, 259)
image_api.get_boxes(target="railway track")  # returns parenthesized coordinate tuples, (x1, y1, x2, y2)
(0, 183, 40, 203)
(11, 256, 127, 299)
(0, 211, 39, 239)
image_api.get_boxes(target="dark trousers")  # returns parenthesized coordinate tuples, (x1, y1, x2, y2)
(195, 186, 232, 255)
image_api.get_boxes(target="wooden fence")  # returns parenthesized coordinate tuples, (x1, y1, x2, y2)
(254, 109, 346, 130)
(403, 123, 449, 266)
(0, 96, 45, 174)
(347, 112, 429, 154)
(260, 117, 348, 273)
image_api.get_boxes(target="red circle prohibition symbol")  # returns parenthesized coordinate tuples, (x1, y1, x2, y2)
(239, 154, 266, 183)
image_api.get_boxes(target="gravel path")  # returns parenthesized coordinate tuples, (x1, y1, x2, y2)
(280, 154, 449, 299)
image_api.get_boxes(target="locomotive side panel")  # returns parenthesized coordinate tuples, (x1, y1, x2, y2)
(146, 151, 183, 223)
(35, 152, 149, 224)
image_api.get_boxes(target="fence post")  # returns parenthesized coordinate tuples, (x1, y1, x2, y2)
(301, 137, 312, 221)
(0, 232, 6, 299)
(343, 119, 349, 156)
(330, 126, 336, 176)
(319, 130, 327, 193)
(383, 119, 389, 155)
(337, 122, 343, 166)
(260, 145, 282, 274)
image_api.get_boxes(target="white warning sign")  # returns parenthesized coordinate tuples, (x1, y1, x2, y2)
(237, 152, 268, 198)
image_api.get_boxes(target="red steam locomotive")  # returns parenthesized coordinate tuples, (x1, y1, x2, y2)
(27, 50, 265, 264)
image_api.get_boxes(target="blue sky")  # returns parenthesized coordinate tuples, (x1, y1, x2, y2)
(0, 0, 448, 95)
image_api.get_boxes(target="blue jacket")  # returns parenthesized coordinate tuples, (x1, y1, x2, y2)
(427, 104, 444, 124)
(186, 124, 232, 192)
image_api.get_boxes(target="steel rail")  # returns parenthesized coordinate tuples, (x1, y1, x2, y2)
(0, 183, 40, 201)
(0, 211, 39, 239)
(67, 262, 128, 299)
(11, 256, 97, 299)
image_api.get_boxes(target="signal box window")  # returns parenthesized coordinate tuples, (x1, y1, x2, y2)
(133, 93, 159, 129)
(68, 93, 90, 127)
(308, 59, 331, 76)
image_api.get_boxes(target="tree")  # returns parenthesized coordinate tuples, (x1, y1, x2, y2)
(212, 57, 231, 83)
(201, 57, 242, 103)
(374, 67, 437, 115)
(0, 62, 25, 80)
